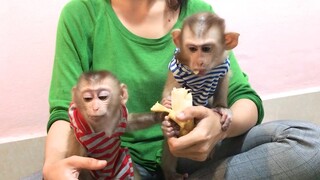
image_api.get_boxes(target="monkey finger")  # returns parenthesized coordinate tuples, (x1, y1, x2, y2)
(162, 120, 172, 127)
(161, 122, 175, 136)
(211, 107, 219, 113)
(221, 109, 232, 131)
(161, 125, 173, 133)
(221, 115, 232, 130)
(167, 130, 178, 138)
(221, 123, 228, 131)
(222, 117, 232, 131)
(161, 97, 172, 109)
(164, 115, 172, 121)
(220, 112, 229, 124)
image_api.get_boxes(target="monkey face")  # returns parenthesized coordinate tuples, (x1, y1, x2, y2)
(81, 89, 111, 117)
(75, 78, 122, 125)
(180, 26, 225, 76)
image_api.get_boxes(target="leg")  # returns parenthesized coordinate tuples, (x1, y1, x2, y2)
(134, 163, 164, 180)
(177, 120, 320, 179)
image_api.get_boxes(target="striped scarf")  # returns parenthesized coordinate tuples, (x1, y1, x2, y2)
(68, 103, 134, 179)
(169, 53, 230, 106)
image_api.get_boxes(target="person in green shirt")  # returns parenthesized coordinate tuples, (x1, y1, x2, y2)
(43, 0, 320, 179)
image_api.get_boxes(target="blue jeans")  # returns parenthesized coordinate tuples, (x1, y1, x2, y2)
(138, 120, 320, 179)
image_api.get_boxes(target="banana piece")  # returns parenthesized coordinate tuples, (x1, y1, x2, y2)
(151, 88, 194, 136)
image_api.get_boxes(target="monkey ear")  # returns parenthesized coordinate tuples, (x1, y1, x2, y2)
(171, 29, 182, 48)
(224, 32, 240, 50)
(71, 86, 77, 105)
(120, 83, 129, 105)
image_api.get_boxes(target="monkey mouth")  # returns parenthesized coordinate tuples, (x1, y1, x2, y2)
(193, 69, 206, 76)
(88, 115, 104, 120)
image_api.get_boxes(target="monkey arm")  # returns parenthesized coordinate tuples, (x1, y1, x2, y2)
(66, 129, 86, 157)
(211, 73, 232, 131)
(162, 72, 181, 99)
(126, 112, 163, 132)
(212, 72, 229, 108)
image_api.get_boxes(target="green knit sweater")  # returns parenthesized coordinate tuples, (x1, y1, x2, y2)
(48, 0, 264, 172)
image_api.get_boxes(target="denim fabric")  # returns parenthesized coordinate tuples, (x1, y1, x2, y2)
(176, 120, 320, 179)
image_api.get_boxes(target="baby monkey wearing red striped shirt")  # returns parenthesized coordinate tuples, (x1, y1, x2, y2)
(66, 70, 158, 180)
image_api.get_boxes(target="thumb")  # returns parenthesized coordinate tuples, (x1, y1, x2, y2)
(176, 106, 209, 121)
(67, 156, 107, 170)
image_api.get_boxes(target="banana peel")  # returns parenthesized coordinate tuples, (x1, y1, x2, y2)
(151, 88, 194, 136)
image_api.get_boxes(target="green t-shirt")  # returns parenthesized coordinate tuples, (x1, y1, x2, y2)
(49, 0, 264, 172)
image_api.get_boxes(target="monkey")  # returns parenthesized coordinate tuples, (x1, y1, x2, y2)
(159, 12, 240, 180)
(66, 70, 159, 180)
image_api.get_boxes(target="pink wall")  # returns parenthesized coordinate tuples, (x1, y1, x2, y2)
(0, 0, 68, 142)
(1, 0, 320, 142)
(210, 0, 320, 96)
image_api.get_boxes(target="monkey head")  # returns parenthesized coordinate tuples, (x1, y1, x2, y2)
(72, 71, 128, 131)
(171, 12, 239, 75)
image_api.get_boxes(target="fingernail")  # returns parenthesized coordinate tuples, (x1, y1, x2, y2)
(98, 160, 107, 165)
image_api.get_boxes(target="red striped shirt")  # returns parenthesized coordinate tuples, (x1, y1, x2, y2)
(69, 103, 134, 179)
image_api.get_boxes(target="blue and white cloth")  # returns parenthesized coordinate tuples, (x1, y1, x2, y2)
(169, 52, 230, 106)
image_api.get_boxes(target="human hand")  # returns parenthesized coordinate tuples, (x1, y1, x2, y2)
(43, 156, 107, 180)
(166, 106, 227, 161)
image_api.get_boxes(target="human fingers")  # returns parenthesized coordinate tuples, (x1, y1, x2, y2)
(170, 106, 214, 147)
(176, 106, 210, 122)
(167, 137, 213, 161)
(67, 156, 107, 170)
(42, 157, 86, 180)
(168, 107, 222, 160)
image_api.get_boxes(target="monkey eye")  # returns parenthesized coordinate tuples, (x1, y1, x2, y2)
(188, 46, 198, 53)
(201, 46, 212, 53)
(82, 92, 93, 102)
(98, 95, 109, 101)
(83, 97, 93, 102)
(98, 90, 110, 101)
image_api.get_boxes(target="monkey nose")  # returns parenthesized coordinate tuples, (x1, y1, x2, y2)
(196, 60, 205, 69)
(92, 106, 100, 111)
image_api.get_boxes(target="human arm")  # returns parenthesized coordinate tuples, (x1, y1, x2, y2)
(43, 1, 102, 179)
(43, 121, 107, 180)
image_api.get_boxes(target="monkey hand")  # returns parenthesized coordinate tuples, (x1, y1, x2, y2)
(212, 107, 232, 131)
(151, 101, 193, 136)
(152, 88, 195, 136)
(161, 96, 172, 109)
(161, 117, 181, 138)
